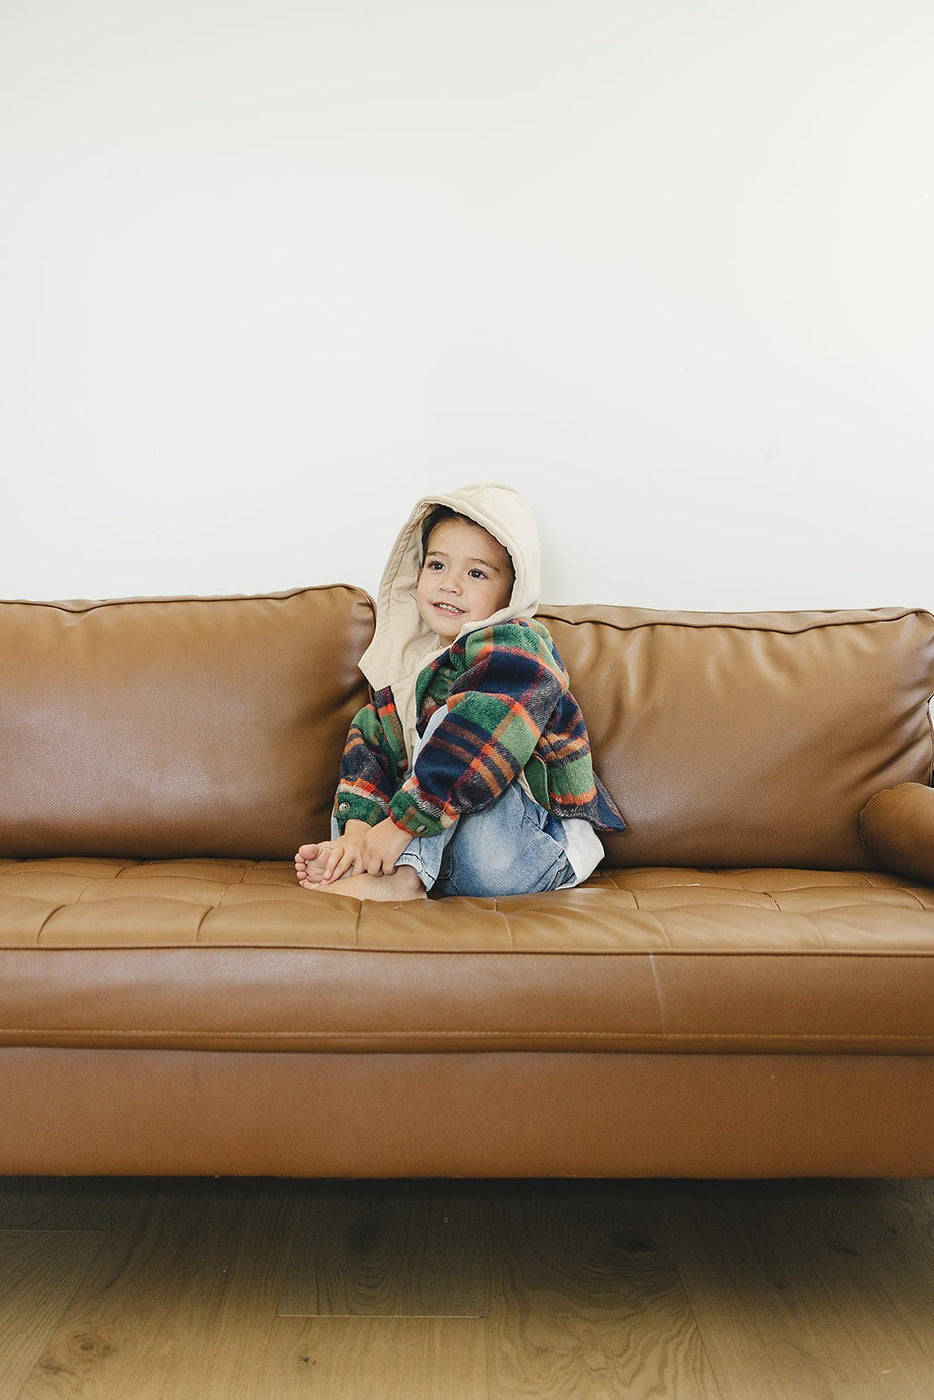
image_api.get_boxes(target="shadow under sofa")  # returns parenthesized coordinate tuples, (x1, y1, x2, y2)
(1, 586, 934, 1178)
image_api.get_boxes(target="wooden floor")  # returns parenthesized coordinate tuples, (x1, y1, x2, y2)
(2, 1175, 934, 1399)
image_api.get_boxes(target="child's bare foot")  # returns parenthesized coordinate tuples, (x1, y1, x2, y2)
(309, 865, 427, 902)
(295, 843, 330, 888)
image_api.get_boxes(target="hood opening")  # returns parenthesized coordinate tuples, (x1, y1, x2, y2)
(357, 482, 543, 759)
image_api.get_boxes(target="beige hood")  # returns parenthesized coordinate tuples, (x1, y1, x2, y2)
(358, 481, 542, 763)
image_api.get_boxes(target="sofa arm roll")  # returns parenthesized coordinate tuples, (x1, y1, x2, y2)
(859, 782, 934, 886)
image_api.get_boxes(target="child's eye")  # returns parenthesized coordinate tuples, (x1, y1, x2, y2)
(427, 560, 444, 571)
(469, 569, 488, 580)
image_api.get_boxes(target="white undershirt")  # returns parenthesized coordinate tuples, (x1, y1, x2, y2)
(558, 817, 605, 886)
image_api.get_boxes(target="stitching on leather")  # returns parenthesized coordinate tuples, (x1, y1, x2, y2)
(796, 912, 830, 950)
(193, 906, 212, 944)
(539, 608, 934, 636)
(15, 947, 934, 959)
(647, 954, 665, 1033)
(32, 905, 66, 945)
(894, 885, 928, 912)
(74, 878, 113, 904)
(11, 586, 363, 615)
(496, 901, 514, 951)
(1, 1028, 933, 1042)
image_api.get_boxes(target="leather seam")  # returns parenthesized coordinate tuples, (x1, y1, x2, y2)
(7, 586, 369, 615)
(539, 608, 934, 636)
(1, 1028, 933, 1042)
(12, 945, 934, 955)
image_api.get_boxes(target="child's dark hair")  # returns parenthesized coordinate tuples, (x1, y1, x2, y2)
(420, 506, 471, 561)
(420, 507, 516, 587)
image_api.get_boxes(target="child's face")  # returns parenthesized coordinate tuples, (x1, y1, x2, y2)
(416, 518, 514, 643)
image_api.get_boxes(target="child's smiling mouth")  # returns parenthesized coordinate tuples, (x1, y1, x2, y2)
(433, 602, 465, 615)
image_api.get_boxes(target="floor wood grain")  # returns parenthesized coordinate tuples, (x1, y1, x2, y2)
(655, 1180, 934, 1400)
(0, 1178, 146, 1233)
(279, 1179, 486, 1317)
(483, 1180, 721, 1400)
(262, 1317, 488, 1399)
(14, 1179, 304, 1400)
(3, 1176, 934, 1399)
(0, 1232, 108, 1399)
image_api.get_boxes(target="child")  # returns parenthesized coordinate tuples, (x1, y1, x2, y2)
(294, 481, 625, 900)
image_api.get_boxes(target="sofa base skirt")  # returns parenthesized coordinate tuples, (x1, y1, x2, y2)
(2, 1047, 933, 1179)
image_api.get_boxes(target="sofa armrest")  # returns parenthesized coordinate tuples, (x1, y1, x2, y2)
(859, 782, 934, 886)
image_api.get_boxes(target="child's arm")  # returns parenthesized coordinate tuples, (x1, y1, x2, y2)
(356, 817, 414, 875)
(332, 692, 407, 832)
(388, 622, 568, 838)
(298, 696, 409, 888)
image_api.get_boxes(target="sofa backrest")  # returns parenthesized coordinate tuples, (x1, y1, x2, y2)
(0, 587, 374, 860)
(4, 592, 933, 870)
(540, 605, 934, 871)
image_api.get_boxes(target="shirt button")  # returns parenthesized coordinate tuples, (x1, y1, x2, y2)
(338, 802, 350, 813)
(415, 825, 426, 834)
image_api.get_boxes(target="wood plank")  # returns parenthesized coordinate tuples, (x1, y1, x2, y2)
(12, 1174, 934, 1400)
(0, 1177, 151, 1231)
(15, 1177, 304, 1400)
(279, 1179, 486, 1317)
(841, 1178, 934, 1365)
(263, 1316, 488, 1400)
(483, 1179, 721, 1400)
(863, 1176, 934, 1250)
(656, 1179, 934, 1400)
(0, 1230, 106, 1399)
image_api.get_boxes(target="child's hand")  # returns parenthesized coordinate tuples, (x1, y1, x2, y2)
(295, 821, 369, 886)
(359, 817, 415, 875)
(317, 827, 368, 883)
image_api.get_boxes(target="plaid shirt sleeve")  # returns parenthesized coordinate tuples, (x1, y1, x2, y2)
(333, 691, 407, 833)
(388, 623, 568, 838)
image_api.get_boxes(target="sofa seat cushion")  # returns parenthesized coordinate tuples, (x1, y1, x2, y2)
(2, 859, 934, 1056)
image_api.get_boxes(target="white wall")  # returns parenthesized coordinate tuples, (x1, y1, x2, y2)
(2, 0, 932, 610)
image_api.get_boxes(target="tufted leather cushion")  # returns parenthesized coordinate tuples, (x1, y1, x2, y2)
(540, 605, 934, 871)
(0, 588, 374, 860)
(1, 857, 933, 1054)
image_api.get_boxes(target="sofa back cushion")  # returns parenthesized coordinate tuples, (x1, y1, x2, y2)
(540, 605, 934, 871)
(0, 587, 374, 860)
(4, 592, 933, 871)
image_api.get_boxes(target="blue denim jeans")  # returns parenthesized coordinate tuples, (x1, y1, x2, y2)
(394, 780, 576, 897)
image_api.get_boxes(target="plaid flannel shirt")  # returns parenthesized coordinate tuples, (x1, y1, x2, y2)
(333, 619, 625, 839)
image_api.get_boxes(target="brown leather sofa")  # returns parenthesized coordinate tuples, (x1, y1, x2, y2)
(2, 586, 934, 1179)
